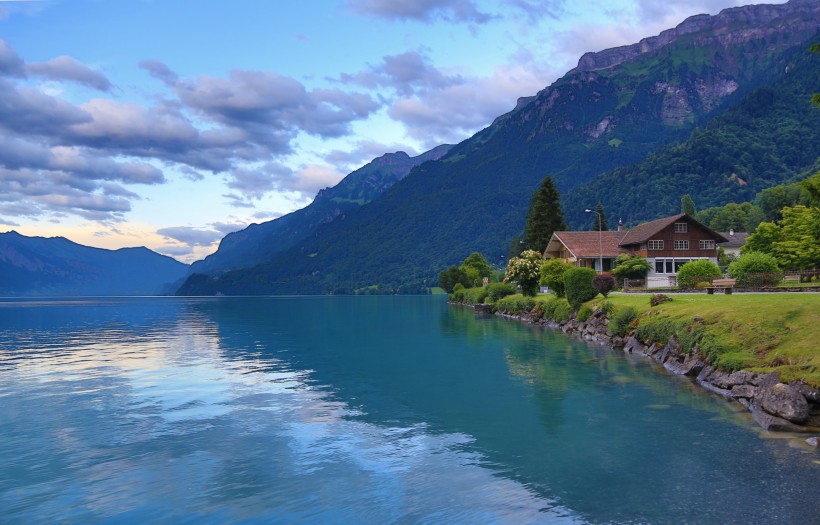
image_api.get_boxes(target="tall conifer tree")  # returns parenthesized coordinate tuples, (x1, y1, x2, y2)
(681, 194, 698, 218)
(590, 202, 609, 231)
(523, 176, 566, 254)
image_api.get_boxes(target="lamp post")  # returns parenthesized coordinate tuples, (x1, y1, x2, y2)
(585, 208, 603, 273)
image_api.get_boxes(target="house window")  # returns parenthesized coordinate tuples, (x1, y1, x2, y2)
(675, 260, 690, 272)
(655, 260, 665, 273)
(648, 240, 664, 250)
(674, 240, 689, 250)
(699, 240, 715, 250)
(674, 222, 688, 233)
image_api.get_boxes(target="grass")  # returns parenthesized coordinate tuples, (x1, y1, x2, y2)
(589, 294, 820, 386)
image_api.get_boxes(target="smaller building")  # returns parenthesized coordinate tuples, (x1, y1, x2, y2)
(544, 213, 729, 288)
(717, 230, 749, 259)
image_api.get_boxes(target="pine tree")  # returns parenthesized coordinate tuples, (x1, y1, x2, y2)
(523, 176, 566, 254)
(590, 202, 609, 231)
(681, 194, 698, 219)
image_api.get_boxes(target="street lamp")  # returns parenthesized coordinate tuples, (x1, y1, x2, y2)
(585, 208, 603, 273)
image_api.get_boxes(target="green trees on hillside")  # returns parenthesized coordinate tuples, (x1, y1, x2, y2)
(523, 176, 566, 254)
(745, 205, 820, 270)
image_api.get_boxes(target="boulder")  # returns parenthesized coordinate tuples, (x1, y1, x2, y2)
(659, 335, 681, 363)
(697, 365, 716, 383)
(806, 437, 819, 447)
(665, 354, 704, 376)
(750, 404, 806, 432)
(758, 383, 809, 423)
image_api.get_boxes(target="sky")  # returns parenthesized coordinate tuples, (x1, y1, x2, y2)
(0, 0, 784, 263)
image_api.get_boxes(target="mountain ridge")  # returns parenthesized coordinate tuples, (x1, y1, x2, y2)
(177, 0, 820, 296)
(0, 231, 189, 296)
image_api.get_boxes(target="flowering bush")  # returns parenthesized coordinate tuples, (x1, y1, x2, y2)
(504, 250, 543, 296)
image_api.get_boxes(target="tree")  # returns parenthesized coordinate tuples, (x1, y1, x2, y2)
(610, 254, 651, 281)
(508, 235, 524, 260)
(802, 171, 820, 206)
(503, 250, 543, 297)
(523, 176, 566, 254)
(811, 42, 820, 109)
(438, 266, 470, 293)
(681, 194, 698, 219)
(743, 222, 782, 255)
(589, 202, 609, 231)
(771, 205, 820, 270)
(539, 258, 572, 297)
(460, 252, 494, 285)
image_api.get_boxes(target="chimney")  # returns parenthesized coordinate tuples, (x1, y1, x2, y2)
(729, 228, 734, 236)
(617, 219, 623, 232)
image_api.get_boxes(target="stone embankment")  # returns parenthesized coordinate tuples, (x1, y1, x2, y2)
(493, 306, 820, 438)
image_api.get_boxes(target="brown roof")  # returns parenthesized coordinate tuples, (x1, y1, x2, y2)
(549, 230, 629, 258)
(618, 213, 729, 246)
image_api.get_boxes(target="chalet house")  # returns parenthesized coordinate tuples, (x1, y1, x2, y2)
(544, 213, 729, 288)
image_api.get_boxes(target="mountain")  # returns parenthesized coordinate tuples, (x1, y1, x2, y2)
(0, 231, 189, 296)
(178, 0, 820, 296)
(565, 43, 820, 227)
(189, 144, 451, 276)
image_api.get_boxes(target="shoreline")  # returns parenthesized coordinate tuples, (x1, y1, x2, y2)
(454, 300, 820, 442)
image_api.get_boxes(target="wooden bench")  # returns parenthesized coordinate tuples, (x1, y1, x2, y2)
(706, 278, 736, 294)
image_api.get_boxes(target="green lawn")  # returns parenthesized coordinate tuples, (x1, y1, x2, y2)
(588, 293, 820, 386)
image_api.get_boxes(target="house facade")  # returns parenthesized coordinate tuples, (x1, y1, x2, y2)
(544, 213, 729, 288)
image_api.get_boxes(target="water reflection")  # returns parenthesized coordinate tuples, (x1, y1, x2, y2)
(0, 297, 818, 524)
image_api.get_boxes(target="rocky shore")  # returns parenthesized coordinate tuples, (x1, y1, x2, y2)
(489, 305, 820, 440)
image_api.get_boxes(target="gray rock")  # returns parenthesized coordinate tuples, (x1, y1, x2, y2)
(698, 380, 733, 398)
(750, 404, 806, 432)
(759, 383, 809, 423)
(794, 382, 820, 404)
(697, 365, 716, 383)
(623, 335, 641, 354)
(806, 437, 819, 447)
(730, 384, 757, 399)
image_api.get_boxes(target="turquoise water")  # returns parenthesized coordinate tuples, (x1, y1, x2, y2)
(0, 296, 817, 524)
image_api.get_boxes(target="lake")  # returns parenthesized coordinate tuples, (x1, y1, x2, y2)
(0, 296, 818, 523)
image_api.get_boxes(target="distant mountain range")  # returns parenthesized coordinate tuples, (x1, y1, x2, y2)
(178, 0, 820, 296)
(189, 144, 451, 276)
(0, 231, 188, 296)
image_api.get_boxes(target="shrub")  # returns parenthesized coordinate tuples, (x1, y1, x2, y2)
(592, 273, 616, 297)
(564, 267, 598, 309)
(495, 295, 536, 314)
(539, 258, 572, 297)
(676, 260, 722, 288)
(543, 296, 560, 319)
(597, 300, 614, 315)
(486, 282, 517, 302)
(576, 304, 593, 322)
(727, 252, 782, 286)
(462, 286, 488, 305)
(552, 299, 572, 322)
(695, 281, 712, 289)
(504, 250, 543, 297)
(635, 317, 682, 345)
(649, 294, 672, 307)
(610, 306, 638, 337)
(611, 254, 652, 281)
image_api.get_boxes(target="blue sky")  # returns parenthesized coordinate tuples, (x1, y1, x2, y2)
(0, 0, 779, 262)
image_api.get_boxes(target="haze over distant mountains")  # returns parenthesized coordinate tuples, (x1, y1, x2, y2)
(0, 231, 188, 296)
(177, 0, 819, 296)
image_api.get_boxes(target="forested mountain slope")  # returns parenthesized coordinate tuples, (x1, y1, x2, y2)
(189, 144, 451, 276)
(178, 0, 820, 296)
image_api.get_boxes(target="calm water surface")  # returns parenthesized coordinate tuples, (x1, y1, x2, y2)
(0, 296, 818, 524)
